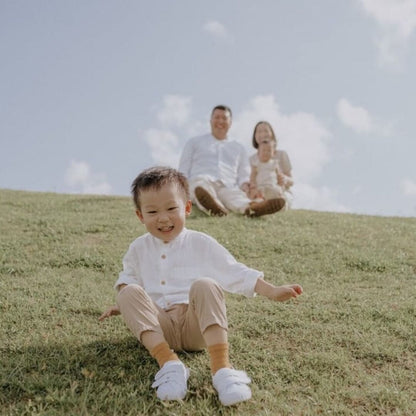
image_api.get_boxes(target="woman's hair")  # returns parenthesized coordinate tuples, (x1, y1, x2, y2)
(252, 121, 278, 149)
(131, 166, 190, 210)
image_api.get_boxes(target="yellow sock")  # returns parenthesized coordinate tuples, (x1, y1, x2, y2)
(150, 342, 179, 368)
(207, 343, 231, 374)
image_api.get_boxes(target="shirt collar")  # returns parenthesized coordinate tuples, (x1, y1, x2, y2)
(210, 133, 228, 142)
(149, 227, 188, 248)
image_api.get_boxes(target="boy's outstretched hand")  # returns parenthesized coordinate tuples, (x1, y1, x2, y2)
(255, 278, 303, 302)
(99, 305, 121, 321)
(268, 284, 303, 302)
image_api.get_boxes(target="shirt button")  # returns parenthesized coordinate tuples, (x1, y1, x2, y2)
(161, 280, 166, 285)
(161, 254, 166, 259)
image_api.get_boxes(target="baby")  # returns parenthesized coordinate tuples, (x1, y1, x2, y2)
(249, 140, 284, 201)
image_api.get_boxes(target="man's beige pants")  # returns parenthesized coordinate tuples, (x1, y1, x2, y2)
(189, 176, 251, 214)
(116, 278, 228, 352)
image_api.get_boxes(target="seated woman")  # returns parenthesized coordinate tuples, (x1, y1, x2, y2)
(248, 121, 294, 209)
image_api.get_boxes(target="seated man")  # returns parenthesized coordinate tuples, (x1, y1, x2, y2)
(178, 105, 285, 217)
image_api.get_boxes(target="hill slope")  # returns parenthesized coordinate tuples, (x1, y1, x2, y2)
(1, 189, 415, 415)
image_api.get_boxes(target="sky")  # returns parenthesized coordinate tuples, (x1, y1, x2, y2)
(1, 0, 416, 217)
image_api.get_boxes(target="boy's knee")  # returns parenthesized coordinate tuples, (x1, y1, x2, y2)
(116, 284, 146, 304)
(190, 278, 223, 297)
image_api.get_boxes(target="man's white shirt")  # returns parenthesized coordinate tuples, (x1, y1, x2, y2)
(178, 133, 250, 188)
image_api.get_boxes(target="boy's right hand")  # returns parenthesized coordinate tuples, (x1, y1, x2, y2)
(99, 305, 120, 321)
(269, 284, 303, 302)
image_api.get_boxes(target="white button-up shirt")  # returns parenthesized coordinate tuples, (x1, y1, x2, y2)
(178, 133, 250, 188)
(114, 228, 262, 309)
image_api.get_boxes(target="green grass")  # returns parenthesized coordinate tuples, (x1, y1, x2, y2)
(1, 188, 415, 415)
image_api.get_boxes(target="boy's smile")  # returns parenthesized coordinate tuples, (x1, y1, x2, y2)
(136, 183, 192, 243)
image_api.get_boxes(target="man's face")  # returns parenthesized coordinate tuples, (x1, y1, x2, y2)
(210, 109, 232, 140)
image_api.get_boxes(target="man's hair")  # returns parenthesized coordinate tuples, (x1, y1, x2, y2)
(252, 121, 278, 149)
(211, 105, 232, 118)
(131, 166, 190, 210)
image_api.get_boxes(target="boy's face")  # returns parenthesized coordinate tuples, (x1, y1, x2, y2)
(136, 183, 192, 243)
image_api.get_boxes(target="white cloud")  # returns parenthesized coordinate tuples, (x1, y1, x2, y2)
(65, 160, 112, 195)
(141, 95, 206, 169)
(203, 20, 232, 42)
(401, 178, 416, 196)
(82, 182, 112, 195)
(65, 160, 90, 187)
(292, 183, 351, 213)
(357, 0, 416, 67)
(157, 95, 192, 127)
(143, 128, 180, 168)
(336, 98, 392, 135)
(64, 160, 112, 195)
(359, 0, 416, 37)
(337, 98, 373, 133)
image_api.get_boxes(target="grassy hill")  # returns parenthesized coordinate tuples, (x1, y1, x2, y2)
(1, 189, 415, 416)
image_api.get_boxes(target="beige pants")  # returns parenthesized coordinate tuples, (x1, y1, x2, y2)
(116, 278, 228, 352)
(189, 176, 250, 214)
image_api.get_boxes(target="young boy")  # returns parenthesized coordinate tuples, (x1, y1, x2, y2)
(99, 166, 303, 406)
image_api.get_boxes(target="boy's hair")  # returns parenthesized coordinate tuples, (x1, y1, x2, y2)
(131, 166, 190, 210)
(252, 121, 278, 149)
(211, 105, 232, 118)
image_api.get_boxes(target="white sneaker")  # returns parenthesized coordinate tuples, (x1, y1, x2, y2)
(151, 360, 189, 401)
(212, 367, 252, 406)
